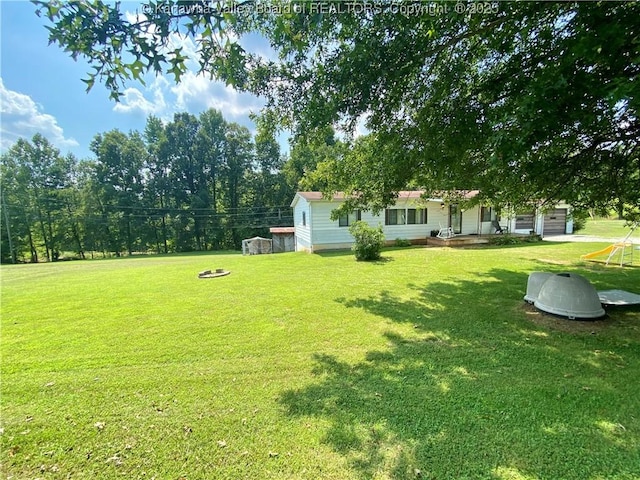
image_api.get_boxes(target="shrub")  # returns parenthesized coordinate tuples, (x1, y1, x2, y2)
(523, 233, 542, 243)
(488, 234, 521, 245)
(570, 209, 589, 233)
(489, 233, 542, 245)
(394, 238, 412, 247)
(349, 221, 385, 261)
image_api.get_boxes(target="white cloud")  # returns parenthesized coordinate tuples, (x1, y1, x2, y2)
(0, 78, 79, 151)
(115, 15, 261, 121)
(113, 13, 272, 133)
(171, 71, 264, 118)
(113, 77, 168, 116)
(161, 32, 266, 119)
(163, 30, 265, 119)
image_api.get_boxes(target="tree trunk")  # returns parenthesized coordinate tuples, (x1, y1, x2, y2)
(160, 194, 168, 254)
(153, 219, 161, 254)
(46, 209, 57, 261)
(616, 200, 624, 220)
(36, 206, 51, 262)
(27, 225, 38, 263)
(1, 192, 16, 264)
(125, 213, 133, 255)
(161, 215, 168, 254)
(66, 202, 85, 259)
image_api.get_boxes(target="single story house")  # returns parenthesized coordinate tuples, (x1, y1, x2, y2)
(290, 191, 573, 252)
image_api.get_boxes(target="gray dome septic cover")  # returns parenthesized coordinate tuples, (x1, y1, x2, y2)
(533, 273, 605, 320)
(524, 272, 554, 304)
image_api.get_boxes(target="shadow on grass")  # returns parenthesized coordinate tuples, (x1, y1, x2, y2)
(279, 268, 640, 479)
(315, 249, 354, 258)
(475, 240, 560, 251)
(314, 250, 396, 263)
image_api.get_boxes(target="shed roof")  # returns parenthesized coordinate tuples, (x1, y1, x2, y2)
(269, 227, 295, 234)
(243, 236, 271, 242)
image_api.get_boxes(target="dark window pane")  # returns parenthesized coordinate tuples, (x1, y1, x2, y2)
(481, 207, 492, 222)
(385, 209, 397, 225)
(407, 209, 416, 224)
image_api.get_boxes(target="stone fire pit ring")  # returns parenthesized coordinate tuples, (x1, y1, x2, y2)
(198, 268, 230, 279)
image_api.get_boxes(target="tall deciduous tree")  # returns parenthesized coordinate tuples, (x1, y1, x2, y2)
(91, 130, 146, 255)
(143, 115, 171, 254)
(1, 134, 72, 262)
(35, 1, 640, 217)
(164, 112, 209, 251)
(196, 109, 227, 249)
(283, 126, 346, 193)
(222, 122, 253, 247)
(249, 112, 293, 229)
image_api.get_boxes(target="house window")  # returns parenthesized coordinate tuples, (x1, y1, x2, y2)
(385, 208, 406, 225)
(386, 208, 426, 225)
(481, 206, 492, 222)
(302, 211, 306, 226)
(338, 210, 362, 227)
(407, 208, 427, 225)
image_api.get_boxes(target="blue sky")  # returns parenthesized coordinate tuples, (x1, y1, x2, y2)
(0, 1, 277, 160)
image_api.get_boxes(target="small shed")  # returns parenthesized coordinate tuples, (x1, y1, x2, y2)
(270, 227, 296, 253)
(242, 236, 273, 255)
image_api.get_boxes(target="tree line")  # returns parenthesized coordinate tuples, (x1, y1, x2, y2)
(33, 1, 639, 221)
(0, 109, 338, 263)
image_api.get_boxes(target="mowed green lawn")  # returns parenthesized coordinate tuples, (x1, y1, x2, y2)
(2, 243, 640, 479)
(579, 219, 640, 240)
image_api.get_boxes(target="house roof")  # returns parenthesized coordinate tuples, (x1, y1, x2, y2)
(432, 190, 480, 201)
(296, 191, 426, 201)
(292, 190, 479, 206)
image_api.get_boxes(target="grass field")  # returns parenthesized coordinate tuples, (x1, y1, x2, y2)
(2, 243, 640, 479)
(579, 219, 640, 240)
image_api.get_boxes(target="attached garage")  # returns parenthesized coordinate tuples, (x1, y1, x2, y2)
(543, 208, 567, 235)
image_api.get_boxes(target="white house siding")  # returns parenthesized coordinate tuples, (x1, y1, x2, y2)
(460, 206, 481, 234)
(292, 196, 312, 251)
(535, 213, 545, 235)
(480, 221, 494, 235)
(382, 199, 436, 242)
(565, 212, 574, 234)
(310, 202, 357, 250)
(293, 192, 577, 251)
(292, 194, 488, 251)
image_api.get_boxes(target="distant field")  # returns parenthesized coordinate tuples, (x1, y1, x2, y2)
(579, 219, 640, 239)
(2, 244, 640, 479)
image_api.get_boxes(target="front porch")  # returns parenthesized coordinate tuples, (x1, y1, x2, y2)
(425, 233, 535, 247)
